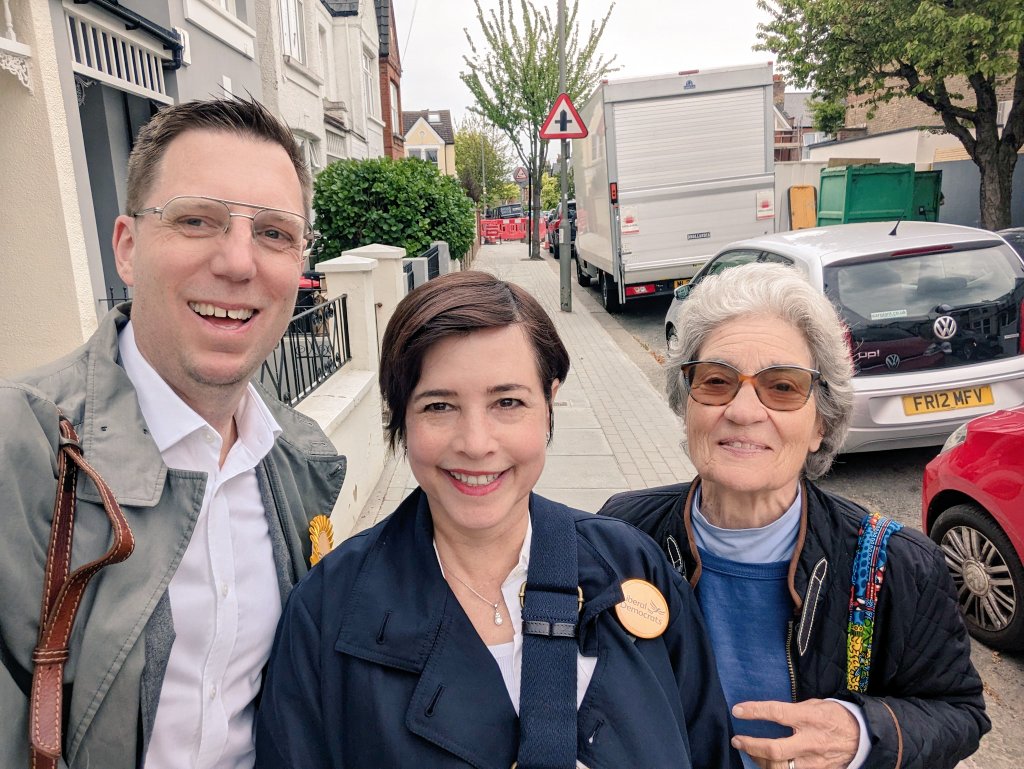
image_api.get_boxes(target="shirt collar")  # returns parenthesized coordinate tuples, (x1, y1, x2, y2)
(118, 320, 282, 456)
(432, 516, 533, 587)
(691, 483, 802, 564)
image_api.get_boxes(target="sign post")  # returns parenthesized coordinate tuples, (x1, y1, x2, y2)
(542, 0, 587, 312)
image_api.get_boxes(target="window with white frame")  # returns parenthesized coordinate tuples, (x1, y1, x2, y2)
(362, 50, 377, 117)
(294, 134, 324, 175)
(408, 147, 439, 166)
(281, 0, 305, 63)
(319, 26, 329, 91)
(390, 81, 399, 134)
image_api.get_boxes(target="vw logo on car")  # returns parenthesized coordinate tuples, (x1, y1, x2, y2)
(933, 315, 958, 340)
(886, 354, 901, 369)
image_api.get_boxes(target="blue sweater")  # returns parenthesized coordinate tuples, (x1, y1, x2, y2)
(696, 548, 792, 769)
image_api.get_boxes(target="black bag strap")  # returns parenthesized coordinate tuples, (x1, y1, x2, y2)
(517, 501, 582, 769)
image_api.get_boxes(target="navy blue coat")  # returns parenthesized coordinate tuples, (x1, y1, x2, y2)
(255, 490, 740, 769)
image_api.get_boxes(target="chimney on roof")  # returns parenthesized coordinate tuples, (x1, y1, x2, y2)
(772, 74, 786, 109)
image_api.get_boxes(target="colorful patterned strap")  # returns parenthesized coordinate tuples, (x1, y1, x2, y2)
(847, 512, 904, 693)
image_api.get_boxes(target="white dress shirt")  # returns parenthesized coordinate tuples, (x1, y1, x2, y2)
(436, 520, 596, 768)
(435, 519, 598, 711)
(119, 322, 283, 769)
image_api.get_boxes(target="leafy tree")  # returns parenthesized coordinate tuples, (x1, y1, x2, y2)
(496, 181, 522, 203)
(455, 114, 515, 209)
(312, 157, 477, 265)
(541, 172, 559, 209)
(757, 0, 1024, 229)
(462, 0, 616, 256)
(808, 98, 847, 135)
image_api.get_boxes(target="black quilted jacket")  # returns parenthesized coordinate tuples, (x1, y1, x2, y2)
(598, 478, 989, 769)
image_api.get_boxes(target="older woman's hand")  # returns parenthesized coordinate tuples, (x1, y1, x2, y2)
(731, 699, 860, 769)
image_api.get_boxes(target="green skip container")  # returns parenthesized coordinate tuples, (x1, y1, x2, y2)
(816, 163, 916, 226)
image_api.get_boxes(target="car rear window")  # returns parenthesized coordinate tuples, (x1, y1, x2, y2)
(824, 245, 1024, 376)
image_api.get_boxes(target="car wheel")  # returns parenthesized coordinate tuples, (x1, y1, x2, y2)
(666, 324, 681, 354)
(575, 257, 592, 287)
(931, 502, 1024, 652)
(600, 271, 621, 313)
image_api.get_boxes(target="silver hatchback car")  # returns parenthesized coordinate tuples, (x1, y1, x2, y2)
(664, 221, 1024, 453)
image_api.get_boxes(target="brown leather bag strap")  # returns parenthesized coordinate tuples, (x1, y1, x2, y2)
(29, 415, 135, 768)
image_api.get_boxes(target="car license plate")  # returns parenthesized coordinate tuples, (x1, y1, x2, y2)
(902, 386, 994, 416)
(673, 278, 690, 289)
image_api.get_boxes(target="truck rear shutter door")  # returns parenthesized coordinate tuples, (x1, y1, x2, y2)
(613, 89, 767, 190)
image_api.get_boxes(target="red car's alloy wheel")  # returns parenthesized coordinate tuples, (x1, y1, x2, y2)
(932, 503, 1024, 652)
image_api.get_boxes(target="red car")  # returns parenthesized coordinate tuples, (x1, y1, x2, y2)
(922, 406, 1024, 651)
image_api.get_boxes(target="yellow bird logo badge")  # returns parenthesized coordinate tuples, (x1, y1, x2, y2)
(309, 515, 335, 566)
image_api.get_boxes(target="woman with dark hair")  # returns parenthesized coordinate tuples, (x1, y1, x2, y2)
(600, 263, 988, 769)
(254, 271, 739, 769)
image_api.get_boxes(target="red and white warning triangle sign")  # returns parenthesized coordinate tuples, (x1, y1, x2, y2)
(540, 93, 588, 140)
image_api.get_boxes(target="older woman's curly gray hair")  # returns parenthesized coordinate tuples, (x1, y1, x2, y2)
(666, 262, 854, 479)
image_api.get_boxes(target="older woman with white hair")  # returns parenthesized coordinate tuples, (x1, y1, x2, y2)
(600, 263, 988, 769)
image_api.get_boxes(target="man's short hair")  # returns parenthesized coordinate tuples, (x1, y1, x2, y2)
(125, 97, 312, 214)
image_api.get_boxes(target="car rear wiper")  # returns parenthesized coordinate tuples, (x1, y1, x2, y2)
(934, 298, 1002, 313)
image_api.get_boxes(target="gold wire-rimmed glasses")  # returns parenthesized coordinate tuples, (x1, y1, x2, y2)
(680, 360, 824, 411)
(132, 195, 319, 261)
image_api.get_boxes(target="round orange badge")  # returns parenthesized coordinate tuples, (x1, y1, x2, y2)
(614, 578, 670, 639)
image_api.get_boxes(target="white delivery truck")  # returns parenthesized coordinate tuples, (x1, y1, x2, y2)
(571, 63, 776, 311)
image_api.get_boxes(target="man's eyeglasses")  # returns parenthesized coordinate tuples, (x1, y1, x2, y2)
(680, 360, 823, 412)
(133, 195, 319, 261)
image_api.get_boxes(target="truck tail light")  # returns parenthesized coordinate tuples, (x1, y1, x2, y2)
(625, 284, 656, 297)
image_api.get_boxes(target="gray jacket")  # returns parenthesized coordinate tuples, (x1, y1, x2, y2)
(0, 305, 347, 769)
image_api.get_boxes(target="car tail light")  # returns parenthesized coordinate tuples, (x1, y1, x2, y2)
(840, 321, 855, 363)
(625, 284, 657, 297)
(890, 244, 954, 257)
(1020, 298, 1024, 354)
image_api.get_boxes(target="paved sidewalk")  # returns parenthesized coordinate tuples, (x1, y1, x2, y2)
(354, 241, 695, 532)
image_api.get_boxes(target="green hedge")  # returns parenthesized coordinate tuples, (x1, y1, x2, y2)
(312, 157, 477, 265)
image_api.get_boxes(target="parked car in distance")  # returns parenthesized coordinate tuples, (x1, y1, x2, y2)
(487, 203, 525, 219)
(548, 199, 577, 261)
(664, 221, 1024, 453)
(542, 208, 557, 252)
(922, 406, 1024, 651)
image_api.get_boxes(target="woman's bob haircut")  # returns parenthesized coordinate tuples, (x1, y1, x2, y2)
(666, 262, 855, 479)
(379, 270, 570, 451)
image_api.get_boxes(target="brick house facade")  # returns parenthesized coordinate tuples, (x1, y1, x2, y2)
(375, 0, 404, 158)
(845, 76, 1015, 134)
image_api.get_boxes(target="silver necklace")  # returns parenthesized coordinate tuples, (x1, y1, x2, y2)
(441, 561, 504, 626)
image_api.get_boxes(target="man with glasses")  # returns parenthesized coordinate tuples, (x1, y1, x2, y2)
(0, 98, 346, 769)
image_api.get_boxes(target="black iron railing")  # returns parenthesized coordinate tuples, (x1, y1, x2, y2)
(403, 260, 414, 292)
(260, 294, 351, 406)
(98, 287, 131, 311)
(422, 244, 440, 280)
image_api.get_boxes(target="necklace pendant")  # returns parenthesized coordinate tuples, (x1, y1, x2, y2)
(493, 606, 503, 626)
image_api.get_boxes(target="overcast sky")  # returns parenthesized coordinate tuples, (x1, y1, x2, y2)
(391, 0, 776, 124)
